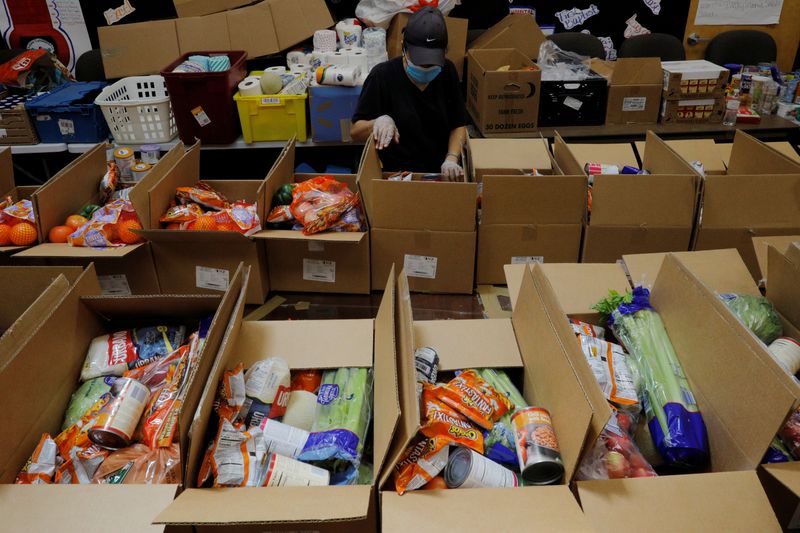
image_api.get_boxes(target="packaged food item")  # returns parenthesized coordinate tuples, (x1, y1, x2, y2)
(478, 368, 527, 466)
(176, 182, 228, 210)
(512, 407, 564, 485)
(419, 383, 484, 454)
(89, 378, 151, 450)
(15, 434, 58, 484)
(444, 447, 519, 488)
(209, 419, 267, 487)
(160, 203, 205, 223)
(282, 370, 322, 431)
(289, 177, 364, 235)
(55, 392, 114, 460)
(259, 418, 310, 459)
(570, 318, 605, 338)
(81, 326, 186, 381)
(214, 363, 246, 423)
(393, 435, 450, 494)
(434, 370, 513, 430)
(99, 161, 119, 203)
(62, 376, 117, 430)
(92, 443, 181, 484)
(242, 357, 292, 427)
(576, 411, 657, 480)
(578, 335, 640, 408)
(261, 453, 330, 487)
(414, 347, 439, 384)
(67, 199, 142, 248)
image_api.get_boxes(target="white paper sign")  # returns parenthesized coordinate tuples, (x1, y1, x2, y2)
(695, 0, 783, 25)
(196, 266, 229, 291)
(58, 118, 75, 136)
(303, 259, 335, 283)
(404, 254, 438, 279)
(563, 96, 583, 111)
(98, 274, 131, 296)
(623, 97, 648, 112)
(511, 256, 544, 265)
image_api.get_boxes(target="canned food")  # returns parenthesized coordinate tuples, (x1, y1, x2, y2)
(584, 163, 619, 176)
(140, 144, 161, 164)
(414, 346, 439, 384)
(89, 378, 150, 449)
(511, 407, 564, 485)
(444, 446, 518, 488)
(769, 337, 800, 375)
(262, 453, 330, 486)
(130, 162, 152, 183)
(113, 147, 135, 180)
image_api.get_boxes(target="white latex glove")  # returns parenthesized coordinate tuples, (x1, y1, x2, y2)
(441, 158, 464, 181)
(373, 115, 399, 150)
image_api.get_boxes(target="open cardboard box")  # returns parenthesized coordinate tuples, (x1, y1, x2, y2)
(466, 136, 553, 183)
(358, 138, 478, 294)
(173, 0, 252, 17)
(380, 268, 593, 532)
(468, 14, 547, 61)
(601, 57, 663, 126)
(0, 147, 40, 257)
(635, 138, 727, 175)
(694, 131, 800, 280)
(154, 268, 397, 533)
(0, 263, 248, 532)
(508, 256, 791, 531)
(717, 141, 800, 167)
(753, 235, 800, 283)
(553, 131, 700, 263)
(253, 138, 370, 294)
(14, 143, 186, 295)
(386, 14, 469, 79)
(556, 138, 639, 170)
(137, 143, 269, 305)
(475, 139, 586, 285)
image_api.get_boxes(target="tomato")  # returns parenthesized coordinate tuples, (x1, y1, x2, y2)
(65, 214, 88, 230)
(421, 476, 448, 490)
(48, 225, 73, 243)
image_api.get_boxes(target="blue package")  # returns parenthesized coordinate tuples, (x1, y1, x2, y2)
(621, 165, 643, 175)
(295, 163, 317, 174)
(131, 325, 186, 369)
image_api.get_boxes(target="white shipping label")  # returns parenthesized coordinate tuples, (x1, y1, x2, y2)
(303, 259, 335, 283)
(191, 106, 212, 127)
(37, 114, 52, 121)
(563, 96, 583, 111)
(404, 254, 438, 279)
(58, 119, 76, 135)
(511, 256, 544, 265)
(261, 97, 281, 105)
(308, 241, 325, 252)
(0, 128, 7, 138)
(196, 266, 229, 291)
(97, 274, 132, 296)
(622, 97, 647, 112)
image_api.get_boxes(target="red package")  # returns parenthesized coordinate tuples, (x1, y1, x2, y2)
(289, 177, 360, 235)
(419, 383, 484, 453)
(433, 370, 513, 430)
(176, 182, 228, 210)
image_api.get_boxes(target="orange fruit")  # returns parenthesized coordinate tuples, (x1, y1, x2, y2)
(217, 220, 240, 232)
(103, 224, 118, 243)
(191, 216, 217, 231)
(165, 222, 181, 230)
(48, 225, 73, 243)
(117, 219, 143, 244)
(0, 224, 11, 245)
(421, 476, 448, 490)
(65, 214, 88, 230)
(9, 222, 37, 246)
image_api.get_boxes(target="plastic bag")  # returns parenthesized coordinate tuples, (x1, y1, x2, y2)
(719, 293, 783, 345)
(0, 50, 73, 91)
(576, 411, 657, 480)
(214, 363, 246, 423)
(289, 177, 364, 235)
(176, 182, 228, 210)
(393, 435, 450, 494)
(68, 199, 142, 248)
(160, 203, 204, 224)
(98, 162, 118, 205)
(356, 0, 456, 28)
(92, 443, 181, 484)
(81, 326, 186, 381)
(578, 335, 640, 409)
(208, 419, 267, 487)
(538, 41, 592, 82)
(63, 377, 117, 430)
(570, 319, 605, 338)
(419, 383, 483, 453)
(780, 407, 800, 459)
(2, 199, 35, 224)
(433, 370, 513, 430)
(15, 434, 58, 484)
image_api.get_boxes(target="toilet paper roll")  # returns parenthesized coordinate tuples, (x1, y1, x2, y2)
(346, 50, 368, 74)
(309, 51, 326, 69)
(316, 65, 361, 87)
(313, 29, 337, 53)
(238, 78, 262, 97)
(325, 51, 349, 67)
(266, 66, 288, 74)
(336, 19, 362, 48)
(281, 391, 317, 432)
(363, 27, 387, 53)
(287, 50, 307, 66)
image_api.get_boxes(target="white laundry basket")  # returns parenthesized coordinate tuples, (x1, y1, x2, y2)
(94, 76, 177, 144)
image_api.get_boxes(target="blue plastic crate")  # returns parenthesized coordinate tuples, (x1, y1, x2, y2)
(309, 85, 362, 142)
(25, 82, 110, 143)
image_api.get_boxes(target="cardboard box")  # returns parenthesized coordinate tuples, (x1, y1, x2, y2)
(660, 97, 725, 124)
(155, 268, 397, 533)
(386, 14, 469, 79)
(752, 235, 800, 282)
(253, 139, 370, 294)
(309, 85, 362, 143)
(556, 139, 639, 170)
(0, 147, 40, 256)
(603, 58, 662, 125)
(694, 131, 800, 280)
(466, 49, 541, 136)
(174, 0, 253, 17)
(468, 14, 547, 61)
(553, 132, 700, 263)
(467, 137, 553, 182)
(661, 60, 729, 99)
(717, 141, 800, 168)
(636, 139, 727, 175)
(137, 143, 270, 304)
(99, 0, 333, 78)
(358, 138, 478, 294)
(0, 263, 248, 531)
(14, 143, 186, 293)
(379, 268, 593, 532)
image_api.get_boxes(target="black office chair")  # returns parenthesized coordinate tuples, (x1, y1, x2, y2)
(619, 33, 685, 61)
(75, 50, 106, 82)
(705, 30, 777, 66)
(547, 32, 605, 59)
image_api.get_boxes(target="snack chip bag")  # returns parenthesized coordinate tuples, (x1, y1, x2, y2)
(98, 161, 118, 204)
(570, 319, 605, 338)
(434, 370, 513, 430)
(267, 205, 293, 224)
(419, 383, 483, 453)
(15, 434, 58, 484)
(68, 199, 141, 248)
(176, 182, 228, 210)
(2, 199, 35, 224)
(211, 202, 261, 235)
(578, 335, 639, 408)
(209, 419, 267, 487)
(289, 177, 361, 235)
(160, 203, 204, 224)
(92, 443, 180, 484)
(214, 363, 246, 423)
(393, 435, 450, 494)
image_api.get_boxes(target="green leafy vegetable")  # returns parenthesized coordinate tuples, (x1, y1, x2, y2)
(719, 293, 783, 344)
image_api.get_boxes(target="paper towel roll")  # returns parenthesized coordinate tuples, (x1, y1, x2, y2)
(309, 51, 326, 69)
(287, 50, 306, 66)
(363, 27, 387, 53)
(316, 65, 361, 87)
(238, 77, 262, 97)
(336, 20, 363, 48)
(325, 51, 349, 67)
(282, 390, 317, 431)
(346, 50, 368, 74)
(313, 29, 337, 53)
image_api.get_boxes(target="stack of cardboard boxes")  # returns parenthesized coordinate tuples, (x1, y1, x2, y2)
(660, 60, 729, 124)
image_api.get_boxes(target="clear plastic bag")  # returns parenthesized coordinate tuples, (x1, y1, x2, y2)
(356, 0, 456, 29)
(538, 41, 592, 82)
(92, 443, 181, 484)
(576, 412, 657, 480)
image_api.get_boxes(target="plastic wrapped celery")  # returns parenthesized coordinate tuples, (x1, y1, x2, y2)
(298, 367, 373, 484)
(595, 287, 709, 470)
(478, 368, 527, 467)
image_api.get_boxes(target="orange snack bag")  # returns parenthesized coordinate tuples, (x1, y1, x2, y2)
(214, 363, 246, 424)
(176, 182, 228, 210)
(15, 434, 58, 484)
(434, 370, 513, 430)
(160, 203, 204, 224)
(393, 435, 450, 495)
(420, 383, 484, 453)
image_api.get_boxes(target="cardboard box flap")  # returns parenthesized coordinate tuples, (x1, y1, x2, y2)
(641, 131, 700, 176)
(764, 141, 800, 164)
(728, 130, 800, 175)
(382, 486, 591, 532)
(578, 472, 781, 533)
(373, 267, 400, 482)
(768, 245, 800, 334)
(356, 136, 382, 221)
(701, 174, 800, 228)
(147, 142, 202, 229)
(128, 143, 187, 230)
(0, 147, 12, 193)
(0, 265, 82, 327)
(252, 228, 366, 243)
(623, 249, 759, 295)
(0, 484, 179, 533)
(637, 138, 726, 174)
(156, 485, 371, 525)
(591, 174, 697, 227)
(563, 142, 638, 171)
(137, 229, 253, 245)
(753, 235, 800, 280)
(99, 19, 180, 79)
(481, 175, 586, 225)
(788, 242, 800, 267)
(226, 1, 279, 58)
(652, 255, 797, 469)
(551, 132, 585, 176)
(263, 137, 296, 221)
(468, 14, 546, 60)
(512, 267, 596, 480)
(370, 179, 477, 232)
(413, 319, 523, 371)
(610, 57, 662, 85)
(468, 138, 553, 176)
(14, 242, 142, 259)
(763, 462, 800, 498)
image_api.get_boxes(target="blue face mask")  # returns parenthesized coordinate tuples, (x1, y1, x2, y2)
(405, 57, 442, 84)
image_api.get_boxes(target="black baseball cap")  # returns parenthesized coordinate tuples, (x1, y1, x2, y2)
(403, 6, 448, 67)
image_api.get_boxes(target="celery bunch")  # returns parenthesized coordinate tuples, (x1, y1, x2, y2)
(595, 287, 709, 470)
(479, 368, 527, 467)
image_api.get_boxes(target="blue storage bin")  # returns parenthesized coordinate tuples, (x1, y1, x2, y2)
(309, 85, 362, 143)
(25, 82, 110, 143)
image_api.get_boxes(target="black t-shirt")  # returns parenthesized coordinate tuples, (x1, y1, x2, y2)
(352, 57, 468, 173)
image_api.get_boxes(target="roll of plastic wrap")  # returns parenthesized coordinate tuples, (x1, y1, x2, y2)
(281, 390, 318, 431)
(316, 65, 361, 87)
(207, 55, 231, 72)
(346, 50, 368, 74)
(238, 78, 262, 97)
(313, 29, 337, 53)
(363, 27, 387, 53)
(287, 50, 307, 66)
(336, 19, 362, 48)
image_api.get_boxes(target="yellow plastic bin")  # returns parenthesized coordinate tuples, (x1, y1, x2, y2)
(233, 70, 308, 143)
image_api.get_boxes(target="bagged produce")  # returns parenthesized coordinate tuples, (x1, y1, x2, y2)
(577, 411, 657, 480)
(68, 199, 144, 248)
(478, 368, 527, 466)
(719, 293, 783, 344)
(62, 377, 117, 430)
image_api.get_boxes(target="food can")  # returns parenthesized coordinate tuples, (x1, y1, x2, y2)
(511, 407, 564, 485)
(769, 337, 800, 375)
(89, 378, 150, 449)
(130, 162, 152, 183)
(584, 163, 619, 176)
(140, 144, 161, 164)
(262, 453, 330, 486)
(259, 418, 310, 459)
(113, 147, 135, 180)
(444, 446, 519, 488)
(414, 346, 439, 384)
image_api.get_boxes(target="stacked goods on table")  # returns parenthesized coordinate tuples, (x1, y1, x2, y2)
(660, 60, 729, 124)
(0, 194, 38, 247)
(266, 176, 365, 235)
(777, 69, 800, 122)
(159, 182, 261, 235)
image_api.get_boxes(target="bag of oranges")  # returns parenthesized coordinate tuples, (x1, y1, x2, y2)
(0, 199, 38, 246)
(68, 199, 143, 248)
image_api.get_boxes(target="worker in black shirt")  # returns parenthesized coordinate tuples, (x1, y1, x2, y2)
(351, 7, 468, 178)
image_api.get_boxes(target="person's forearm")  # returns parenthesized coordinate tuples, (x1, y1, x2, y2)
(351, 120, 374, 142)
(446, 126, 467, 162)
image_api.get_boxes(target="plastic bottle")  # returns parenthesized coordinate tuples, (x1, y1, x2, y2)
(723, 97, 739, 126)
